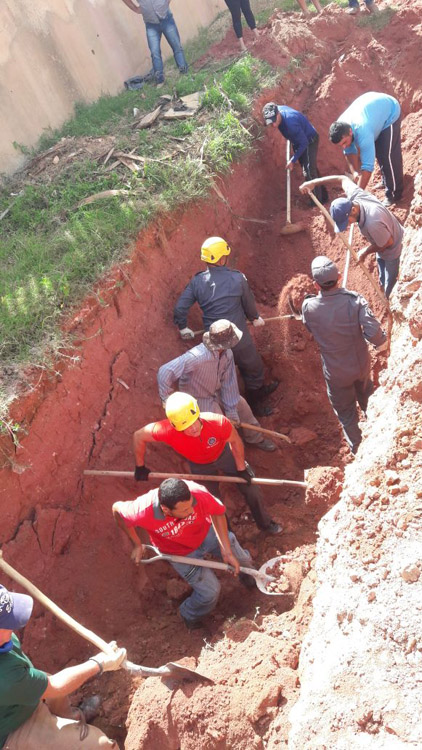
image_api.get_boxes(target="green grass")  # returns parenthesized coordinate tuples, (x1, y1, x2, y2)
(0, 54, 278, 374)
(357, 6, 396, 30)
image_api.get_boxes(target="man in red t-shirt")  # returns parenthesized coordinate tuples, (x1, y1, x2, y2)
(112, 478, 253, 628)
(133, 392, 281, 534)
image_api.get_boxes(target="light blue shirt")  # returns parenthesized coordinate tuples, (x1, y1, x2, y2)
(340, 92, 400, 172)
(157, 344, 241, 420)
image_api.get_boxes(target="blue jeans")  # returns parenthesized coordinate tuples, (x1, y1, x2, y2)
(171, 526, 252, 623)
(145, 11, 188, 82)
(348, 0, 373, 6)
(377, 256, 400, 298)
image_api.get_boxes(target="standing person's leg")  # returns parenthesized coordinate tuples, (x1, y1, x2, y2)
(299, 136, 328, 203)
(240, 0, 258, 33)
(346, 0, 360, 14)
(232, 335, 273, 416)
(326, 380, 362, 454)
(214, 446, 277, 531)
(375, 118, 403, 203)
(382, 257, 401, 298)
(160, 11, 188, 73)
(354, 375, 373, 415)
(377, 256, 386, 292)
(224, 0, 247, 50)
(145, 22, 164, 83)
(236, 396, 264, 445)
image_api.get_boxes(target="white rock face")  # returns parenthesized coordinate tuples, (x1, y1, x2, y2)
(289, 176, 422, 750)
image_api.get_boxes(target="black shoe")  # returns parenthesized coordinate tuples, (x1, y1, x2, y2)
(262, 521, 282, 535)
(254, 438, 277, 452)
(252, 403, 274, 417)
(239, 572, 257, 589)
(181, 615, 203, 630)
(259, 380, 280, 397)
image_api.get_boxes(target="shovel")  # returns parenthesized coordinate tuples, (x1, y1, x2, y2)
(280, 141, 305, 236)
(0, 551, 211, 684)
(140, 544, 291, 597)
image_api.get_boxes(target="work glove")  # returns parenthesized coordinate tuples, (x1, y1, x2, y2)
(375, 341, 388, 353)
(134, 465, 150, 481)
(179, 327, 195, 340)
(253, 317, 265, 327)
(237, 463, 255, 485)
(90, 642, 127, 673)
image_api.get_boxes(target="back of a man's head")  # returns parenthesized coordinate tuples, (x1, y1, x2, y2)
(158, 478, 191, 509)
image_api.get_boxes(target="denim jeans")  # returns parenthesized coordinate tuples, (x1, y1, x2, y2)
(145, 11, 188, 82)
(171, 525, 252, 623)
(377, 256, 400, 299)
(348, 0, 374, 6)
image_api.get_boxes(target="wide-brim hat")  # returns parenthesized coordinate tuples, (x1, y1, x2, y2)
(0, 585, 33, 630)
(203, 319, 243, 351)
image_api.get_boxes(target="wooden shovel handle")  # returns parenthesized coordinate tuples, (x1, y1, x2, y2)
(0, 551, 112, 655)
(237, 422, 291, 443)
(83, 470, 307, 488)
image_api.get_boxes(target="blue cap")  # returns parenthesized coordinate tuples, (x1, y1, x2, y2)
(330, 198, 353, 233)
(0, 585, 33, 630)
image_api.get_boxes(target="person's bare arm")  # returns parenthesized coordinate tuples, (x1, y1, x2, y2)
(227, 426, 246, 470)
(357, 236, 394, 261)
(120, 0, 142, 13)
(42, 645, 126, 699)
(299, 174, 355, 194)
(357, 169, 372, 190)
(112, 505, 145, 563)
(211, 513, 240, 574)
(133, 423, 156, 466)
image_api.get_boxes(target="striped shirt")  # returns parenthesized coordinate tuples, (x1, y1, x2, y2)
(157, 344, 240, 420)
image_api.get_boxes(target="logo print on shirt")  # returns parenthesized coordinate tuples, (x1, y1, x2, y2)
(207, 437, 217, 446)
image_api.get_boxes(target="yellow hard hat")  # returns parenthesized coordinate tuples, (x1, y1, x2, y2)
(165, 392, 200, 431)
(200, 237, 231, 264)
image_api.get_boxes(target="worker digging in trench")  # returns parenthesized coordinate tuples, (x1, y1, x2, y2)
(300, 256, 387, 455)
(300, 175, 404, 299)
(133, 391, 281, 535)
(0, 585, 126, 748)
(157, 319, 277, 452)
(113, 477, 254, 630)
(173, 237, 279, 417)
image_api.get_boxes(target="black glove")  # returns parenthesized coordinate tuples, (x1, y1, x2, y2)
(237, 463, 255, 485)
(134, 465, 150, 481)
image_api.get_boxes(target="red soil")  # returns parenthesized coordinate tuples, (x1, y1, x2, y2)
(1, 2, 422, 746)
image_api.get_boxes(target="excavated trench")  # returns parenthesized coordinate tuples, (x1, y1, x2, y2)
(1, 3, 421, 748)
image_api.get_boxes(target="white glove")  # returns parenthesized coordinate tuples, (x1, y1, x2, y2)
(90, 641, 127, 673)
(375, 341, 388, 353)
(179, 327, 195, 340)
(253, 317, 265, 327)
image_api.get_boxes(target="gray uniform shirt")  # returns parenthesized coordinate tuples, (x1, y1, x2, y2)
(137, 0, 170, 23)
(157, 344, 240, 419)
(173, 265, 259, 349)
(302, 287, 386, 386)
(345, 184, 404, 261)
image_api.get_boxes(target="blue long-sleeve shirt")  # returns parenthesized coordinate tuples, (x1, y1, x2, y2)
(339, 92, 401, 172)
(276, 106, 317, 163)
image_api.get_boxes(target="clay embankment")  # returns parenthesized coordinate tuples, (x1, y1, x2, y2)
(0, 3, 421, 747)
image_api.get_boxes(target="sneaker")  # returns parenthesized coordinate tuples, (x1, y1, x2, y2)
(255, 438, 277, 452)
(373, 181, 385, 190)
(346, 6, 360, 14)
(382, 196, 394, 207)
(179, 66, 189, 74)
(263, 521, 283, 535)
(239, 572, 257, 589)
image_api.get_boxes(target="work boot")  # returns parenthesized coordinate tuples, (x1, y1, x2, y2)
(255, 438, 277, 452)
(263, 521, 283, 535)
(239, 572, 257, 589)
(181, 615, 203, 630)
(259, 380, 280, 398)
(252, 403, 274, 417)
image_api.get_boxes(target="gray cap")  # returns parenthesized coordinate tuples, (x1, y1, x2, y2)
(311, 256, 339, 285)
(203, 320, 243, 351)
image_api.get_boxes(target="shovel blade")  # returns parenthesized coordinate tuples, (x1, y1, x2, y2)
(165, 662, 214, 683)
(255, 556, 293, 597)
(280, 222, 305, 235)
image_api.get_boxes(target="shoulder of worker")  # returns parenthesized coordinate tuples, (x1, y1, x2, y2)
(301, 293, 317, 310)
